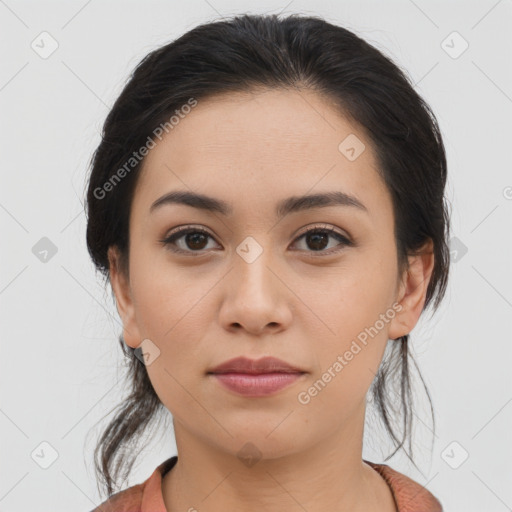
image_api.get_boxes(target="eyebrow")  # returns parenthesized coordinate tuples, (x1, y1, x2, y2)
(149, 190, 368, 218)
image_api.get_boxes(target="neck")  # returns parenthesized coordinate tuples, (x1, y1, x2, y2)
(161, 404, 396, 512)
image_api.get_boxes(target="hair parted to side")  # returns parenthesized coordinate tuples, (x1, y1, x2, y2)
(84, 12, 451, 499)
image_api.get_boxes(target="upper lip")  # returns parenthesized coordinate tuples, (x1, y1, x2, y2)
(208, 356, 305, 375)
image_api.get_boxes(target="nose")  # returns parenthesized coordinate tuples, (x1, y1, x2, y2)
(218, 248, 293, 336)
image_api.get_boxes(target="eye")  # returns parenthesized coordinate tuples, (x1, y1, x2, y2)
(159, 224, 353, 256)
(159, 226, 219, 256)
(292, 225, 353, 256)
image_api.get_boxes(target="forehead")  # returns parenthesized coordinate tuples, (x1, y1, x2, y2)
(134, 88, 391, 222)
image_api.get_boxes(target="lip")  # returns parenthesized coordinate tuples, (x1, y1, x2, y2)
(208, 356, 305, 375)
(207, 356, 306, 397)
(211, 373, 305, 397)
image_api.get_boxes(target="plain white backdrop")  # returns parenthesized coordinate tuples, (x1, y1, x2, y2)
(1, 0, 511, 511)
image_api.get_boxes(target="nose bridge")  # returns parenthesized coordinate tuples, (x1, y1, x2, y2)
(233, 234, 275, 302)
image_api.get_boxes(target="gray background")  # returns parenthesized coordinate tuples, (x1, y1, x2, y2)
(1, 0, 511, 511)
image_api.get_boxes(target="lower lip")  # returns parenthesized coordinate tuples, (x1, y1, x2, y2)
(210, 372, 304, 397)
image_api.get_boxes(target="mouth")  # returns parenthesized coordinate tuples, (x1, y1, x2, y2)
(208, 372, 306, 397)
(207, 355, 305, 375)
(207, 356, 306, 397)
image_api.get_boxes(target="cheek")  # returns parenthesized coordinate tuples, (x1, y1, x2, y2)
(309, 267, 395, 389)
(142, 313, 207, 416)
(298, 322, 389, 425)
(131, 268, 210, 401)
(320, 268, 395, 338)
(131, 254, 201, 337)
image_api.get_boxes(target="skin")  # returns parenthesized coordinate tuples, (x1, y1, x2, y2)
(108, 87, 434, 512)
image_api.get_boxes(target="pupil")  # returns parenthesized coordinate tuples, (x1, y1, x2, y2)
(308, 232, 328, 250)
(187, 233, 207, 249)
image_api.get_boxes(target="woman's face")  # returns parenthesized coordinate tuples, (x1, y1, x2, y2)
(109, 88, 427, 460)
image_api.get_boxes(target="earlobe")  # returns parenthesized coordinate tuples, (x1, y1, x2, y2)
(388, 240, 435, 341)
(107, 246, 142, 349)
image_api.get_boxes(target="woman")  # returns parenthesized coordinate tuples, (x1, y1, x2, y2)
(86, 12, 450, 512)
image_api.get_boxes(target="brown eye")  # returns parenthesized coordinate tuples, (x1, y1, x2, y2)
(160, 227, 218, 255)
(182, 232, 209, 250)
(292, 226, 352, 255)
(159, 224, 353, 256)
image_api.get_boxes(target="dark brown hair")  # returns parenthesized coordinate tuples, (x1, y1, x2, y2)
(85, 12, 451, 499)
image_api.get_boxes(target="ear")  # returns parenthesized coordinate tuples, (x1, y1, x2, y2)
(107, 246, 142, 349)
(388, 239, 435, 341)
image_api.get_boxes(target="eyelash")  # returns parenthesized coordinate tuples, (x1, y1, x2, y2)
(159, 224, 353, 257)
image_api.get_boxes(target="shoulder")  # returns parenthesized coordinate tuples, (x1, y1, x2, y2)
(89, 482, 144, 512)
(89, 456, 178, 512)
(364, 460, 443, 512)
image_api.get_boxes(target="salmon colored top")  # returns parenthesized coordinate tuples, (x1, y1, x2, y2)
(91, 456, 443, 512)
